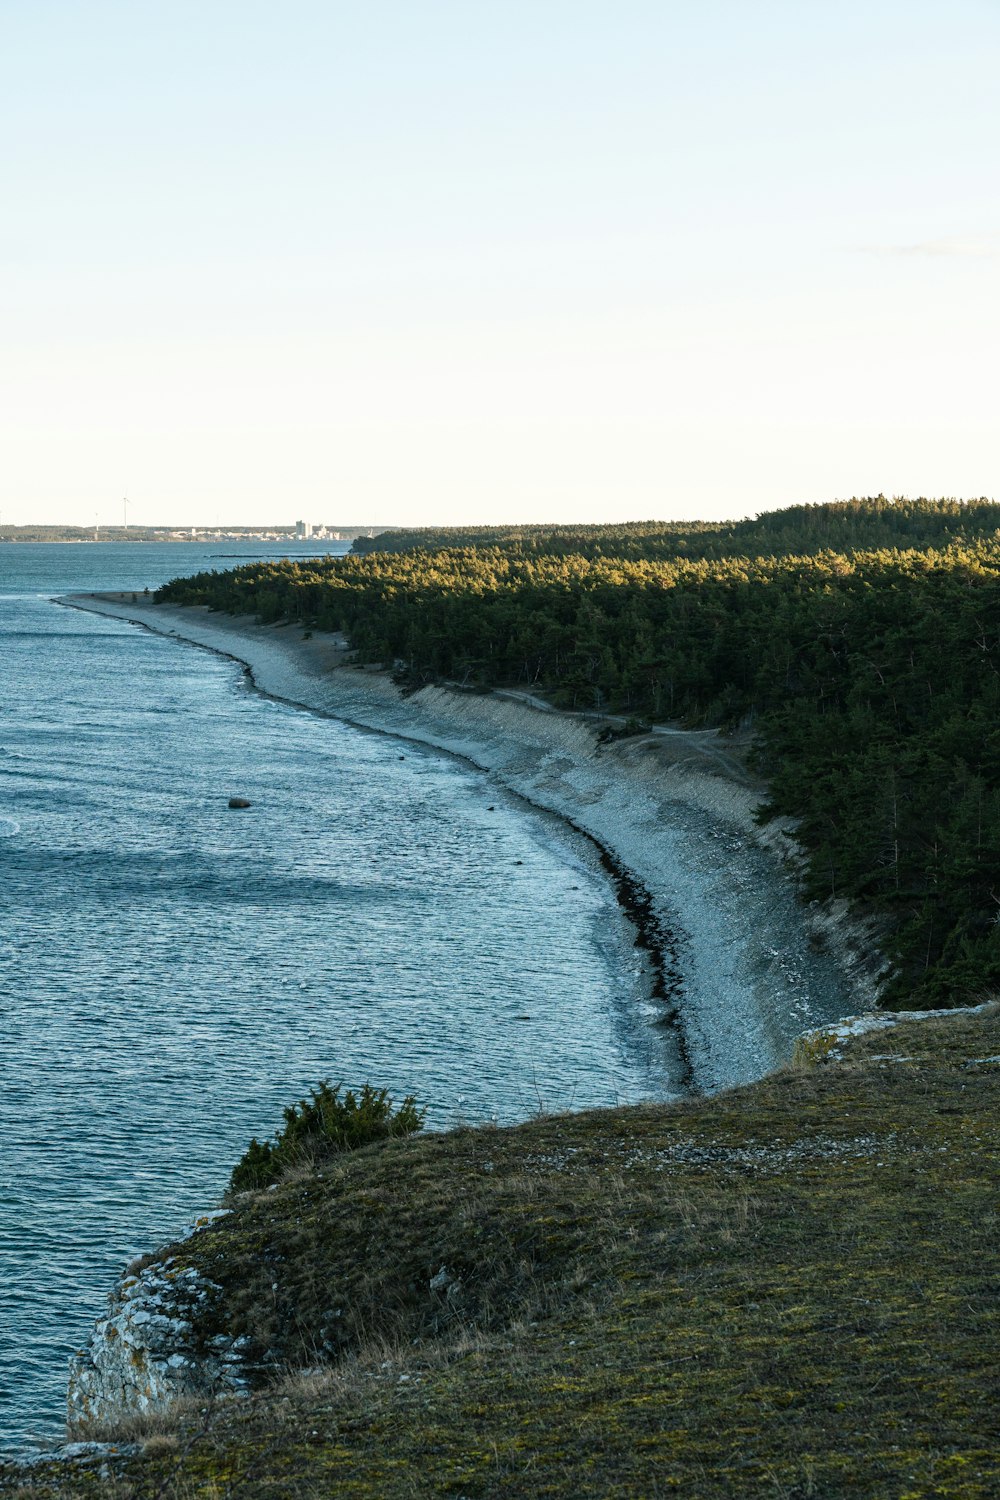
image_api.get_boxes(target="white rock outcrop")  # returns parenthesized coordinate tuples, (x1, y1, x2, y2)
(68, 1233, 251, 1433)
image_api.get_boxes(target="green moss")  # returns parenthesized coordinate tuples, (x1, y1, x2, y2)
(4, 1007, 998, 1498)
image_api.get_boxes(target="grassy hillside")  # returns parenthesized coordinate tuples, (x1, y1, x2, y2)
(7, 1005, 998, 1498)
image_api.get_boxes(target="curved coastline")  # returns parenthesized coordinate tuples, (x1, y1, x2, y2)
(56, 593, 691, 1091)
(60, 592, 878, 1090)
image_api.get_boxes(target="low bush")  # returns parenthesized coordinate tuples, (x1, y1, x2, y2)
(229, 1080, 424, 1193)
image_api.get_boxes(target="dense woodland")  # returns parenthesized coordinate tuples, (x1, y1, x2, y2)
(351, 495, 1000, 562)
(159, 498, 1000, 1007)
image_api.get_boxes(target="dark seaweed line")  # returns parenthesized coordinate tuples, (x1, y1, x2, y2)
(568, 826, 695, 1092)
(58, 596, 697, 1096)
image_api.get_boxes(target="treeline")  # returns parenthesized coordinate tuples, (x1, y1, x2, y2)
(352, 496, 1000, 562)
(159, 503, 1000, 1006)
(0, 525, 173, 543)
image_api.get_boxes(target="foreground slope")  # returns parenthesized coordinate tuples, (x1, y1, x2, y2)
(6, 1006, 998, 1498)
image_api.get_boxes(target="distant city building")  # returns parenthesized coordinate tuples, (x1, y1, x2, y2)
(295, 519, 314, 539)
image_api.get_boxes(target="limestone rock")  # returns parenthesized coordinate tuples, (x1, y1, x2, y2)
(67, 1242, 251, 1434)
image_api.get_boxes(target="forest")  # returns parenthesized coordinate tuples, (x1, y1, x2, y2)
(158, 497, 1000, 1007)
(350, 495, 1000, 562)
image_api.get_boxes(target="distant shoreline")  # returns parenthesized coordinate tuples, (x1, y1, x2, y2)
(1, 537, 362, 547)
(60, 591, 876, 1092)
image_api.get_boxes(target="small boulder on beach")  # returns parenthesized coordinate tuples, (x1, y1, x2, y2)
(228, 797, 252, 810)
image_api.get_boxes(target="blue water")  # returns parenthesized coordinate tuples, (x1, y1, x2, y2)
(0, 543, 676, 1449)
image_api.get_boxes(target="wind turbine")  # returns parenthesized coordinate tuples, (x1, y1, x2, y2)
(123, 494, 130, 531)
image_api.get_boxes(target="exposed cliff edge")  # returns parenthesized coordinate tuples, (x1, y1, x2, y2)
(10, 1002, 989, 1500)
(66, 1215, 251, 1431)
(61, 999, 995, 1441)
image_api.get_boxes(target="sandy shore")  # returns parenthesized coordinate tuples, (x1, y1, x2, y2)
(62, 592, 883, 1091)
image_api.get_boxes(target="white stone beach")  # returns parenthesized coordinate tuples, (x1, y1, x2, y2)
(64, 593, 883, 1091)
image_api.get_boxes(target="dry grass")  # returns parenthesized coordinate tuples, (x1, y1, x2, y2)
(4, 1006, 998, 1498)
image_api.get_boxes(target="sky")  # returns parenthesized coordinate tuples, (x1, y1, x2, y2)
(1, 0, 998, 529)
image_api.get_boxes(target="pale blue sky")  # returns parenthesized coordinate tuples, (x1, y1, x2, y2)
(2, 1, 997, 527)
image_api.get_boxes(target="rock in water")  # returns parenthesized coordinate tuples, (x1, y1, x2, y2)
(228, 797, 251, 809)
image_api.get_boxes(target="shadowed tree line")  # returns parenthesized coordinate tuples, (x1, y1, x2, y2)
(350, 495, 1000, 562)
(158, 497, 1000, 1006)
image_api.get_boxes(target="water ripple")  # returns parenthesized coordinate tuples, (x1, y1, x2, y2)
(0, 546, 677, 1451)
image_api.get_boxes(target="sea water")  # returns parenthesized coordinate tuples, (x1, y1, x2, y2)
(0, 543, 676, 1450)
